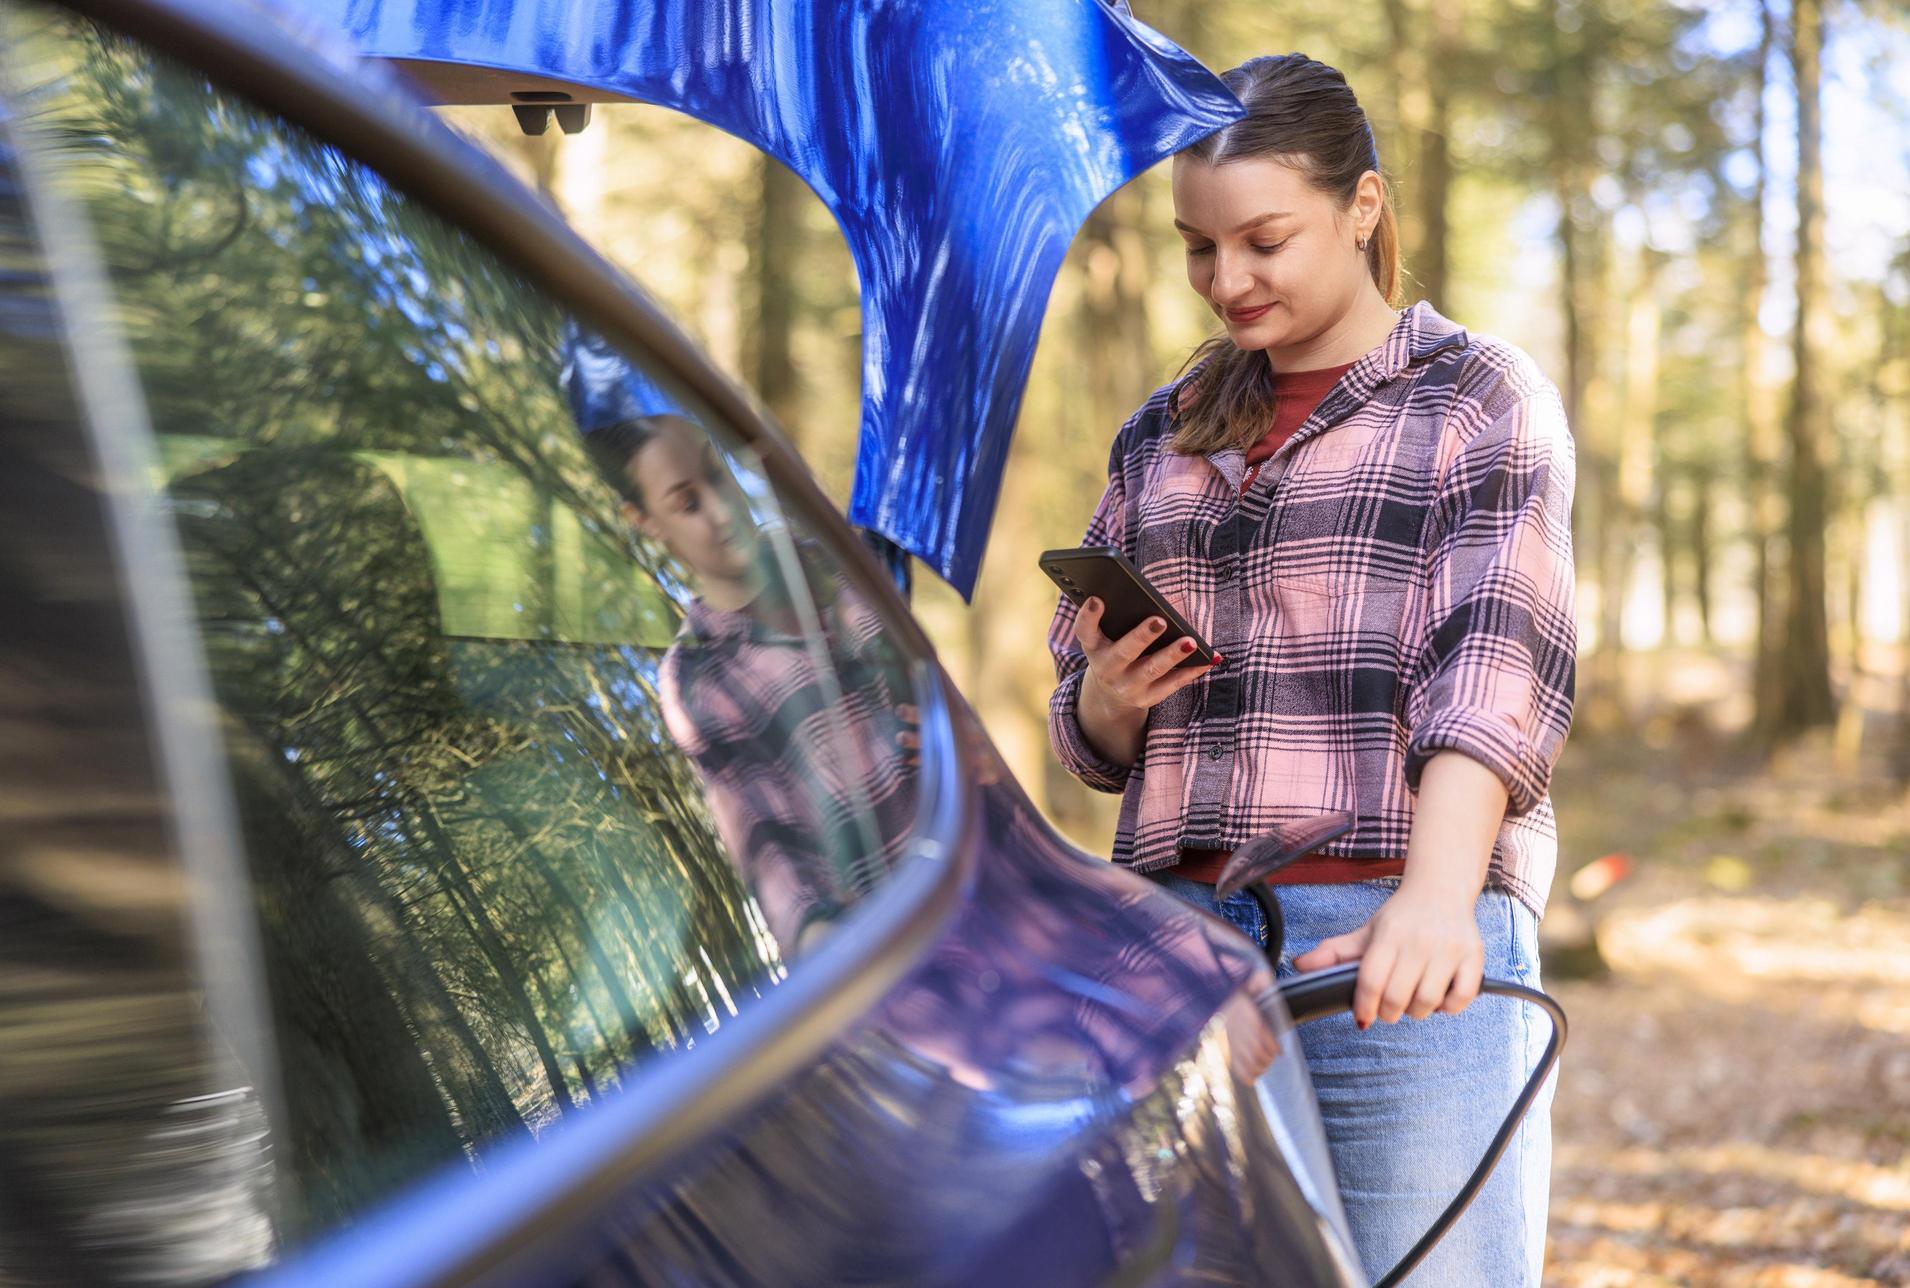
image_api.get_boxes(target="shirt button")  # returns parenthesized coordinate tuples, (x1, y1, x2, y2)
(1206, 746, 1223, 763)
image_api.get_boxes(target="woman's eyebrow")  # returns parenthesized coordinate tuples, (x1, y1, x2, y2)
(1172, 212, 1293, 235)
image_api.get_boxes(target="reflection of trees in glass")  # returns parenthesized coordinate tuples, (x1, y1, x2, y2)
(174, 450, 775, 1228)
(25, 25, 784, 1232)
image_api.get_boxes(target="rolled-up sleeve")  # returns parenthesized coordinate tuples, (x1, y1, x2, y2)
(1404, 386, 1577, 816)
(1047, 453, 1134, 795)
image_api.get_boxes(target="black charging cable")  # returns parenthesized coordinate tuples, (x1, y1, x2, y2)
(1216, 815, 1565, 1283)
(1218, 814, 1566, 1286)
(1274, 961, 1566, 1288)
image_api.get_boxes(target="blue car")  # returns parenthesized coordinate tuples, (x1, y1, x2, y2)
(0, 2, 1553, 1284)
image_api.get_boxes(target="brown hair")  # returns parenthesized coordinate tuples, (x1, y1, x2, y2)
(1170, 54, 1401, 455)
(585, 417, 669, 510)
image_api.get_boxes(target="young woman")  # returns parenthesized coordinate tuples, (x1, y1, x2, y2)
(1046, 54, 1576, 1285)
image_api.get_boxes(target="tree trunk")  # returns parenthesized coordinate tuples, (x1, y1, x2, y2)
(1384, 0, 1428, 292)
(1778, 0, 1837, 735)
(1692, 469, 1715, 646)
(1834, 506, 1867, 770)
(1078, 194, 1153, 432)
(419, 808, 579, 1116)
(515, 836, 654, 1060)
(353, 867, 529, 1146)
(1896, 496, 1910, 785)
(1414, 0, 1459, 311)
(588, 831, 697, 1046)
(229, 744, 469, 1231)
(513, 128, 561, 203)
(1891, 285, 1910, 786)
(1545, 0, 1597, 597)
(1747, 0, 1783, 741)
(1605, 246, 1661, 687)
(451, 778, 657, 1054)
(1557, 187, 1620, 719)
(542, 934, 611, 1099)
(751, 154, 805, 435)
(1655, 469, 1679, 649)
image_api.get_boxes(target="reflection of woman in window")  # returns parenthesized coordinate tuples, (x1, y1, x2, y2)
(588, 417, 914, 956)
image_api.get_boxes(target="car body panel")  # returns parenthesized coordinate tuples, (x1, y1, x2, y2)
(249, 781, 1363, 1287)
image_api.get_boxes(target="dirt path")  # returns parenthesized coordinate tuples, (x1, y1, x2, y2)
(1541, 733, 1910, 1286)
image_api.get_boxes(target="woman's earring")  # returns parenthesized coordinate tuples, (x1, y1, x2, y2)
(1357, 232, 1369, 252)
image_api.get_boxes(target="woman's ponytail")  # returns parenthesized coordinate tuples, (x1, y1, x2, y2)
(1368, 186, 1402, 307)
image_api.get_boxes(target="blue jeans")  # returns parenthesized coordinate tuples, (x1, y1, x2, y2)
(1149, 872, 1553, 1287)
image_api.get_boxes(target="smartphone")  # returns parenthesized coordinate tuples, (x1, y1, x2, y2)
(1039, 547, 1219, 669)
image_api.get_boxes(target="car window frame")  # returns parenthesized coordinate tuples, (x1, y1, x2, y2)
(24, 2, 982, 1282)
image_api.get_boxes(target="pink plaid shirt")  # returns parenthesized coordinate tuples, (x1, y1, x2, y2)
(1048, 303, 1577, 916)
(662, 567, 916, 950)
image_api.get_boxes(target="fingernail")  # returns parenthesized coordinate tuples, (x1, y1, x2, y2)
(1085, 597, 1100, 612)
(1356, 1018, 1370, 1032)
(1149, 619, 1164, 633)
(1211, 654, 1225, 667)
(1180, 639, 1195, 653)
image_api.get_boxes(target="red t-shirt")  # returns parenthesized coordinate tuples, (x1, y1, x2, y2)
(1248, 360, 1356, 466)
(1171, 359, 1407, 888)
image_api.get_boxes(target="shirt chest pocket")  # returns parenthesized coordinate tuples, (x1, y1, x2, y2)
(1245, 556, 1414, 726)
(1262, 428, 1430, 598)
(1290, 424, 1383, 472)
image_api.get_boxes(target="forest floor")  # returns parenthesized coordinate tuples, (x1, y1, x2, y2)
(1541, 704, 1910, 1286)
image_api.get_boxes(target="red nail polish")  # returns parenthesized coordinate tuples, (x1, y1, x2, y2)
(1180, 639, 1195, 653)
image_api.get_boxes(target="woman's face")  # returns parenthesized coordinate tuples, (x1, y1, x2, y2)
(1171, 155, 1375, 360)
(620, 418, 761, 586)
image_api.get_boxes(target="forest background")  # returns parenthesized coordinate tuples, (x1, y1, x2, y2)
(444, 0, 1910, 1281)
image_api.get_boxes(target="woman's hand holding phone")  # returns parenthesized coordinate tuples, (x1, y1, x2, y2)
(1072, 596, 1218, 767)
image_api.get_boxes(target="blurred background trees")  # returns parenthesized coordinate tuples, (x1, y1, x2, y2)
(443, 0, 1910, 851)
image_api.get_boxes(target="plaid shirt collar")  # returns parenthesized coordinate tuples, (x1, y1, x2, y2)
(680, 591, 795, 650)
(681, 593, 749, 645)
(1183, 301, 1473, 491)
(680, 575, 823, 649)
(680, 540, 857, 649)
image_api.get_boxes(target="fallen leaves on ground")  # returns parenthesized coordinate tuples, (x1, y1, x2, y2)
(1543, 726, 1910, 1287)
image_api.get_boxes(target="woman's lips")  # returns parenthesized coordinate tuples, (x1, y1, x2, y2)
(1225, 303, 1273, 323)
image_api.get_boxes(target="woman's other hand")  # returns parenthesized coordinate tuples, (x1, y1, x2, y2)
(896, 702, 1001, 786)
(1291, 751, 1505, 1027)
(1221, 963, 1283, 1082)
(1290, 883, 1485, 1028)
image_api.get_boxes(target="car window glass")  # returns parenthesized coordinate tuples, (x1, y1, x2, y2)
(5, 6, 925, 1253)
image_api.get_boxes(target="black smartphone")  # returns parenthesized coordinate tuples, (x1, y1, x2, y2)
(1039, 546, 1219, 669)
